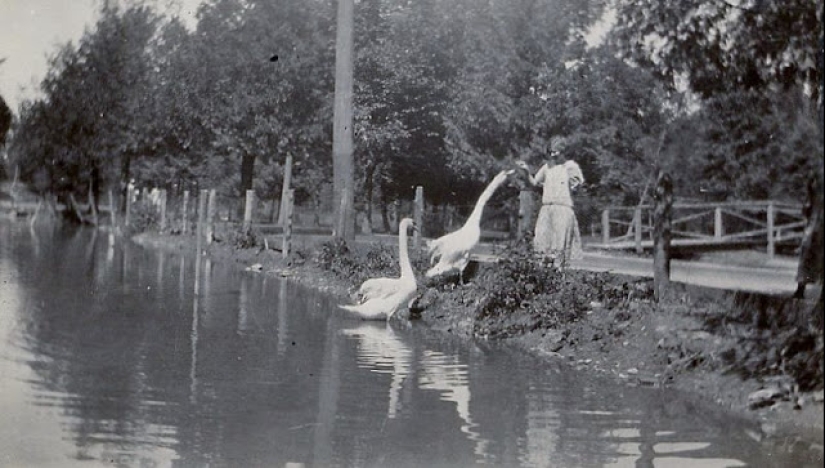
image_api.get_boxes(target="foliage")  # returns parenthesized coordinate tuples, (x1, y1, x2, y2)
(7, 0, 821, 221)
(227, 226, 260, 250)
(8, 4, 158, 202)
(610, 0, 823, 201)
(472, 237, 596, 337)
(610, 0, 822, 102)
(313, 236, 429, 289)
(0, 94, 10, 149)
(694, 89, 823, 200)
(313, 238, 363, 279)
(124, 200, 160, 236)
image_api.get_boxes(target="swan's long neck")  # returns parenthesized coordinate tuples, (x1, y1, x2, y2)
(399, 224, 414, 279)
(466, 176, 506, 227)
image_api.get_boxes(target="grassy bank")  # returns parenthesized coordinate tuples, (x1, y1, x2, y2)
(133, 228, 824, 453)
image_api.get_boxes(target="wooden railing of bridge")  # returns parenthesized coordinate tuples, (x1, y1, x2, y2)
(593, 200, 805, 258)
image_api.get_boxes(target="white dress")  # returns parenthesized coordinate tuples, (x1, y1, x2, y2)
(532, 160, 584, 261)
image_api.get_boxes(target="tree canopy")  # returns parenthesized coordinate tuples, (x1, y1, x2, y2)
(4, 0, 822, 225)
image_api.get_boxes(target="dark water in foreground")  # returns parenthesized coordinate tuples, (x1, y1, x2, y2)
(0, 221, 820, 467)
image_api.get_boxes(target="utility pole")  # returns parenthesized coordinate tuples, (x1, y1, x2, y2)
(332, 0, 355, 242)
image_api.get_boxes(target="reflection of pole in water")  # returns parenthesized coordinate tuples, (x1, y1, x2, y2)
(121, 242, 129, 286)
(277, 278, 289, 357)
(81, 228, 98, 283)
(156, 250, 165, 297)
(107, 230, 115, 264)
(522, 384, 561, 468)
(194, 252, 201, 297)
(190, 255, 202, 405)
(202, 259, 212, 313)
(238, 275, 249, 334)
(179, 256, 185, 304)
(312, 314, 341, 466)
(29, 221, 40, 258)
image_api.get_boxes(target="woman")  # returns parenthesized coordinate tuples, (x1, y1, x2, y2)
(516, 139, 585, 264)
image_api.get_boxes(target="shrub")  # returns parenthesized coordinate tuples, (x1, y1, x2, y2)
(124, 201, 159, 236)
(472, 238, 596, 337)
(314, 238, 363, 279)
(467, 236, 654, 338)
(228, 226, 260, 249)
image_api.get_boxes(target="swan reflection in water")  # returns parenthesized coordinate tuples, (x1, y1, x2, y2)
(341, 323, 412, 420)
(341, 323, 489, 459)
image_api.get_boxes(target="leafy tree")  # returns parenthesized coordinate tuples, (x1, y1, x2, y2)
(0, 94, 10, 149)
(692, 89, 822, 200)
(611, 0, 821, 101)
(8, 4, 158, 214)
(182, 0, 334, 199)
(610, 0, 824, 201)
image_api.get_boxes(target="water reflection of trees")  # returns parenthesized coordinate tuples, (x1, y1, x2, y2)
(3, 225, 812, 467)
(13, 227, 185, 466)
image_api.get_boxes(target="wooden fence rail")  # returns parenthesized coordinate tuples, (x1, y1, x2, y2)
(596, 200, 805, 258)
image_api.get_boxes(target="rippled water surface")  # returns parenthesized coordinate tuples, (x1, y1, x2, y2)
(0, 221, 820, 467)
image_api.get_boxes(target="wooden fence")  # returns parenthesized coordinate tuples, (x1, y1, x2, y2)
(595, 201, 805, 257)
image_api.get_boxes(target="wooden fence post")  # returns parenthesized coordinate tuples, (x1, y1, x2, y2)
(243, 189, 255, 233)
(414, 186, 424, 249)
(278, 153, 293, 226)
(182, 190, 189, 234)
(283, 189, 294, 260)
(197, 189, 208, 255)
(601, 209, 610, 244)
(714, 207, 723, 239)
(767, 201, 775, 258)
(125, 185, 133, 227)
(109, 190, 116, 229)
(206, 189, 217, 244)
(518, 190, 534, 237)
(634, 206, 643, 254)
(653, 172, 673, 302)
(159, 189, 167, 232)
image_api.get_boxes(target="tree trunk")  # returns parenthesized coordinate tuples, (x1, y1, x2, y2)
(240, 152, 256, 194)
(89, 164, 100, 225)
(119, 154, 131, 214)
(653, 171, 673, 302)
(363, 161, 375, 233)
(239, 152, 256, 220)
(380, 191, 391, 233)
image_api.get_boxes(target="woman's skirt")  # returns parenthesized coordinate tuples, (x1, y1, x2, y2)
(533, 204, 583, 261)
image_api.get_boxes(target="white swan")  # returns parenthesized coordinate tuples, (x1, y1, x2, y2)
(340, 218, 417, 320)
(426, 169, 514, 282)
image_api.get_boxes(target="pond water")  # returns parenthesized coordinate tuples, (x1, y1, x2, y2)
(0, 221, 820, 467)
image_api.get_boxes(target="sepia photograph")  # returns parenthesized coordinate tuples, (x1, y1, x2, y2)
(0, 0, 822, 466)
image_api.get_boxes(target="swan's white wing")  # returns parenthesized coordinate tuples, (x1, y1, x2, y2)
(340, 278, 417, 320)
(358, 277, 401, 302)
(340, 300, 391, 320)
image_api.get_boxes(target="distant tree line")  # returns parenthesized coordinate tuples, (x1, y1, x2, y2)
(3, 0, 822, 229)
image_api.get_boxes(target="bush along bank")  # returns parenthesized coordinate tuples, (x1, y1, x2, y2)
(133, 228, 824, 448)
(308, 235, 824, 445)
